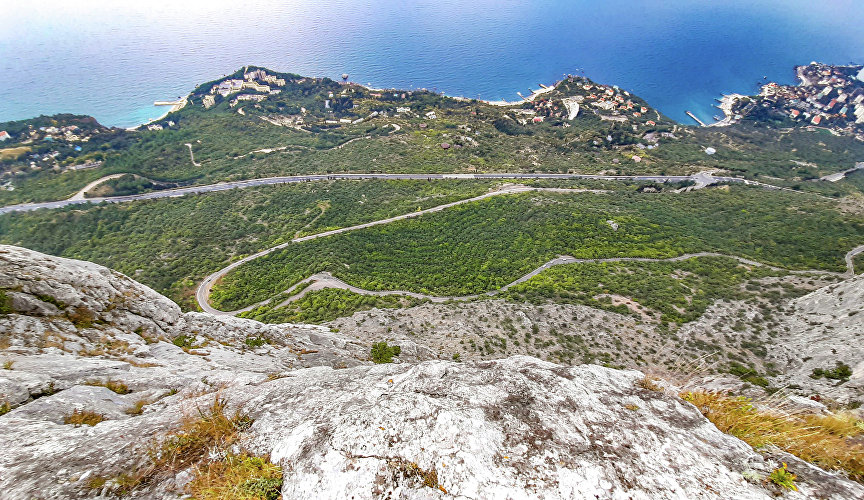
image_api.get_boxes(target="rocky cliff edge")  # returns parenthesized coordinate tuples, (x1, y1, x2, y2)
(1, 245, 861, 499)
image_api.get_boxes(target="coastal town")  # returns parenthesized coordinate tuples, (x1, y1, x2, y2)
(0, 117, 114, 189)
(720, 62, 864, 140)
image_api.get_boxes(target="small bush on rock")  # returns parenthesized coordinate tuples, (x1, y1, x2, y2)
(637, 377, 662, 392)
(64, 409, 106, 426)
(768, 463, 797, 491)
(66, 307, 96, 329)
(172, 335, 196, 349)
(371, 341, 401, 364)
(244, 336, 269, 348)
(86, 379, 130, 394)
(126, 398, 151, 416)
(811, 362, 853, 381)
(189, 453, 283, 500)
(0, 290, 12, 315)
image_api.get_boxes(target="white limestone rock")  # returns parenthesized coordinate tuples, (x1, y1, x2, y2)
(1, 245, 863, 499)
(8, 384, 132, 423)
(768, 273, 864, 401)
(232, 357, 863, 500)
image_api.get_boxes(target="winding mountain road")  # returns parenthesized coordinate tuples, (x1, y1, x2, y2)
(67, 174, 126, 201)
(194, 182, 864, 316)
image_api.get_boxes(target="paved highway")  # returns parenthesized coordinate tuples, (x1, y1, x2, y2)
(1, 171, 752, 215)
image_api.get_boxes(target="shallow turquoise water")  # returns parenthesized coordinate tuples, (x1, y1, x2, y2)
(1, 0, 862, 127)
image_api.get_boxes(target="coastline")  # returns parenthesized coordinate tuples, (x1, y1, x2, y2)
(353, 78, 562, 108)
(125, 94, 189, 131)
(708, 93, 747, 127)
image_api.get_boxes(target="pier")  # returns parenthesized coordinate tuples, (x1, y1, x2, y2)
(685, 111, 706, 127)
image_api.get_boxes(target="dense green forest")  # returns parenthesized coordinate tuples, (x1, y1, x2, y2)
(210, 186, 864, 310)
(0, 180, 494, 308)
(236, 256, 797, 326)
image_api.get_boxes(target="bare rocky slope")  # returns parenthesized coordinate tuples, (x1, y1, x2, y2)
(1, 245, 862, 499)
(330, 273, 863, 403)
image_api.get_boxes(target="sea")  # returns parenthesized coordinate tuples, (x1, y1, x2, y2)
(1, 0, 863, 128)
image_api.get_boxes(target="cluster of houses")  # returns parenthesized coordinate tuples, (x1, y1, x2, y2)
(0, 121, 112, 186)
(754, 63, 864, 138)
(1, 124, 102, 146)
(37, 125, 92, 143)
(508, 78, 656, 128)
(579, 81, 655, 125)
(146, 120, 175, 132)
(203, 69, 287, 109)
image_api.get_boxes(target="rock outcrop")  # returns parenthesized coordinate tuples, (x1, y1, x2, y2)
(768, 273, 864, 402)
(1, 245, 862, 499)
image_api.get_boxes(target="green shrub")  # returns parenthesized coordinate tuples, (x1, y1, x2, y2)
(811, 362, 853, 381)
(244, 336, 269, 348)
(35, 293, 65, 309)
(173, 335, 196, 349)
(768, 463, 798, 491)
(0, 290, 12, 315)
(371, 342, 401, 364)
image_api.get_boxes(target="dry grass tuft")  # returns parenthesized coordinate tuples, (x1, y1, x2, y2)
(388, 458, 447, 493)
(149, 398, 250, 475)
(125, 398, 151, 416)
(683, 391, 864, 481)
(637, 376, 663, 392)
(189, 453, 283, 500)
(64, 409, 106, 426)
(118, 397, 252, 492)
(122, 357, 160, 368)
(86, 379, 130, 395)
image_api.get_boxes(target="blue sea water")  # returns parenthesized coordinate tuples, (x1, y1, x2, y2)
(1, 0, 863, 128)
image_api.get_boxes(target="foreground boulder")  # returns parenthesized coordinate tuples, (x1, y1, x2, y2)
(1, 245, 862, 499)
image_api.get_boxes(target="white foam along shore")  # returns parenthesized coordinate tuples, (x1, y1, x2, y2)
(125, 94, 189, 131)
(708, 93, 747, 127)
(353, 78, 561, 108)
